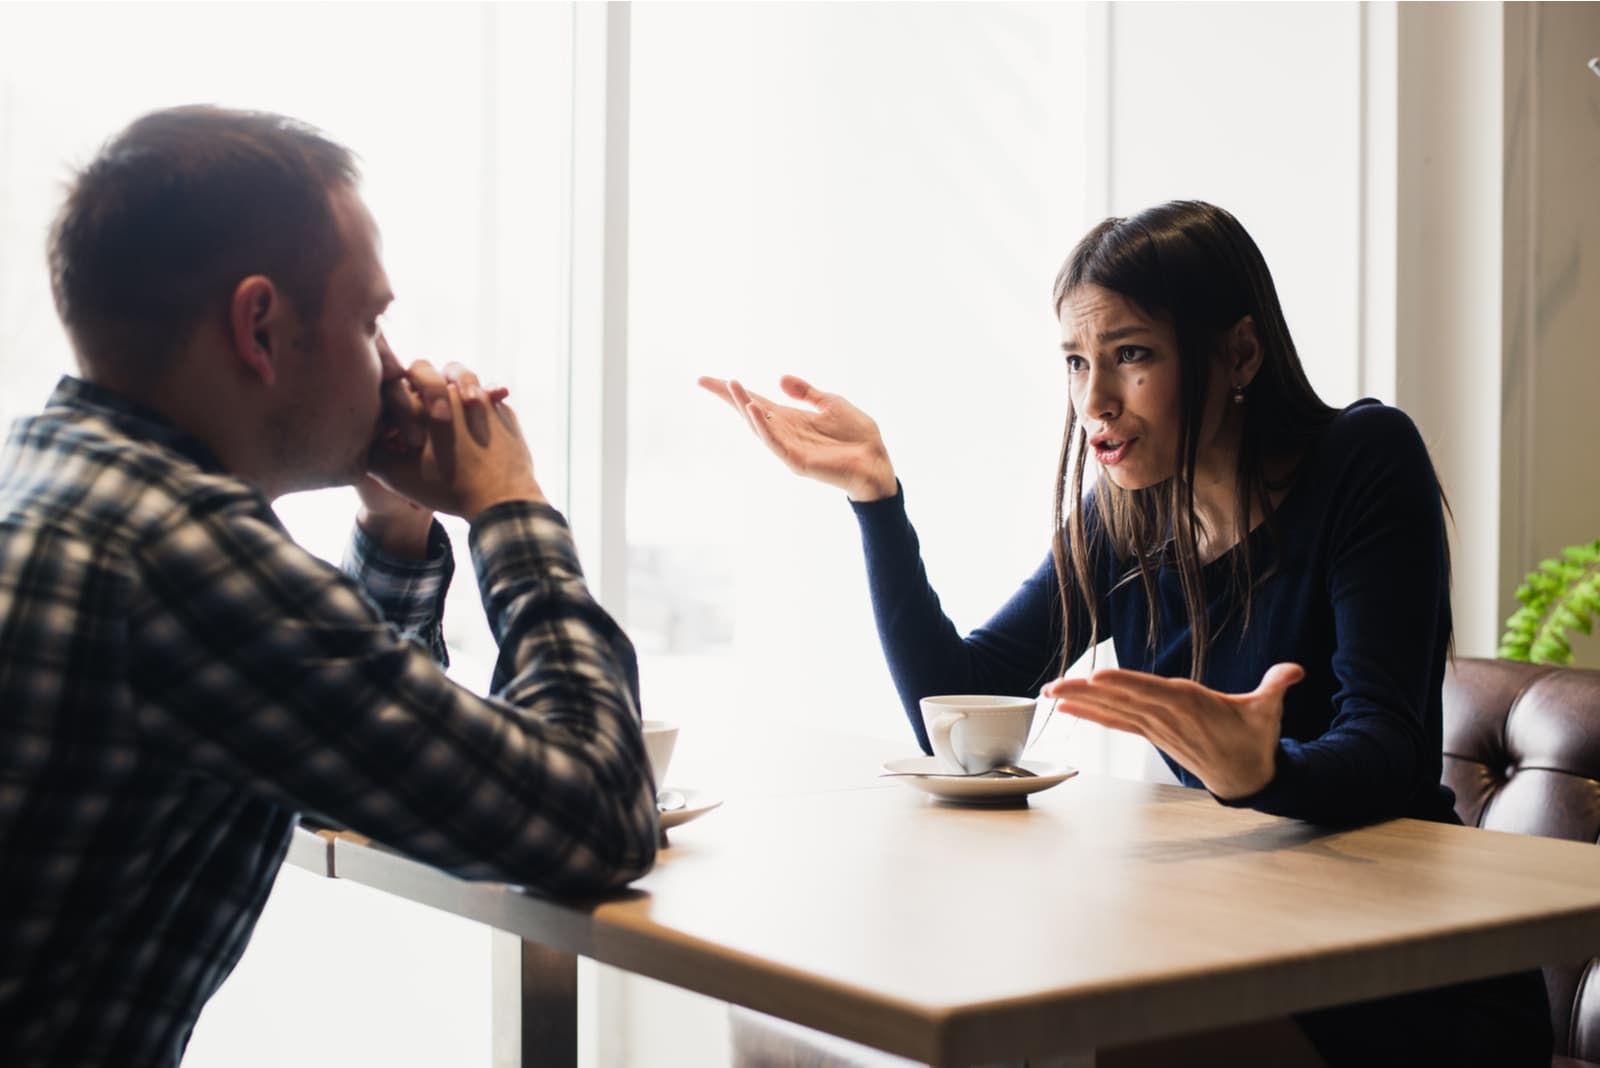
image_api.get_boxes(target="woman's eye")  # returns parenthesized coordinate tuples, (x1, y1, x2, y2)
(1064, 354, 1087, 372)
(1116, 346, 1150, 364)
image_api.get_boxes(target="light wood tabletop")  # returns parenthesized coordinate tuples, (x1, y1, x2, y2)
(293, 747, 1600, 1067)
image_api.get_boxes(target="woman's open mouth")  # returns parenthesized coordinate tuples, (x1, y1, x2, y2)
(1092, 437, 1135, 465)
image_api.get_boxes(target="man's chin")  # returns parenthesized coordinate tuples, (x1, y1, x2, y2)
(289, 455, 370, 496)
(346, 451, 379, 489)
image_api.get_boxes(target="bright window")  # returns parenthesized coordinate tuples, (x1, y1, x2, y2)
(628, 1, 1093, 751)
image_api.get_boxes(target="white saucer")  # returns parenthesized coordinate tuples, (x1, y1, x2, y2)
(879, 757, 1078, 803)
(659, 787, 722, 830)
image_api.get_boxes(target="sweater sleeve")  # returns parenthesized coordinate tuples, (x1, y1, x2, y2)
(1218, 406, 1450, 825)
(852, 483, 1089, 752)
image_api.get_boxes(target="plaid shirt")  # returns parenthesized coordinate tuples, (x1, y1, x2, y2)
(0, 377, 658, 1067)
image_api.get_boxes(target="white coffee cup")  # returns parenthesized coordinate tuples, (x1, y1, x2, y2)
(642, 719, 679, 788)
(921, 695, 1036, 774)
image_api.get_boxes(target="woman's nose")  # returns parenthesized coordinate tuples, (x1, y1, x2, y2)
(1084, 366, 1119, 421)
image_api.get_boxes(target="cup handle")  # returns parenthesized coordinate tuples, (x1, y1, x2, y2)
(929, 710, 967, 771)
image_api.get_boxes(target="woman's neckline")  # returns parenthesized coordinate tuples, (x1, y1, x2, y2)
(1196, 432, 1322, 568)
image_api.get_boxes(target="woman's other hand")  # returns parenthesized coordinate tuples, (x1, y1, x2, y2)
(1041, 663, 1305, 801)
(697, 374, 898, 502)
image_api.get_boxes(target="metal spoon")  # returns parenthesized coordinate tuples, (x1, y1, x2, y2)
(657, 789, 687, 813)
(879, 764, 1037, 780)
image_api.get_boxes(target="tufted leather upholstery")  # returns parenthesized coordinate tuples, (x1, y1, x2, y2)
(1442, 656, 1600, 1067)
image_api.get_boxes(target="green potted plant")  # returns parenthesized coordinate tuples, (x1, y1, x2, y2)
(1498, 538, 1600, 665)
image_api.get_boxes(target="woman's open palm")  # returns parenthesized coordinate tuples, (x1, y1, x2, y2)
(1042, 663, 1305, 800)
(697, 375, 898, 501)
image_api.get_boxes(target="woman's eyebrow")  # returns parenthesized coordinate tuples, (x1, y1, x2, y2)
(1060, 325, 1153, 350)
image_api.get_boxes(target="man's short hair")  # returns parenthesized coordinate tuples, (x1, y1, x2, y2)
(48, 105, 360, 375)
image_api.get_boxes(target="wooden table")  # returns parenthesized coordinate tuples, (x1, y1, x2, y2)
(286, 734, 1600, 1067)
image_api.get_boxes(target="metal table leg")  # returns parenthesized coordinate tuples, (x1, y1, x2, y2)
(492, 930, 578, 1068)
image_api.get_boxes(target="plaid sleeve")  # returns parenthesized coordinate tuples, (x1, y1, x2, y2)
(341, 518, 453, 665)
(129, 496, 657, 895)
(470, 502, 641, 705)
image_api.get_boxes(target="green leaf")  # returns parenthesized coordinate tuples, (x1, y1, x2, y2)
(1531, 636, 1571, 665)
(1500, 539, 1600, 663)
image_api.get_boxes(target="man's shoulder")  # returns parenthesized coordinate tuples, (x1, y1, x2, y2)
(2, 405, 269, 551)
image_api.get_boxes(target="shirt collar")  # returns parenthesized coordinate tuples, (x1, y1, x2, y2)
(48, 375, 230, 475)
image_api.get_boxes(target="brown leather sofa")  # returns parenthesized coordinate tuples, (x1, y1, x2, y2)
(731, 657, 1600, 1067)
(1441, 656, 1600, 1068)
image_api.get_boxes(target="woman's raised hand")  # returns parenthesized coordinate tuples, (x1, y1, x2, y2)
(697, 375, 898, 502)
(1042, 663, 1306, 801)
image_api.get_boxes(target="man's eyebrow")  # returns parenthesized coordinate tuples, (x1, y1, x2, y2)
(1060, 325, 1152, 351)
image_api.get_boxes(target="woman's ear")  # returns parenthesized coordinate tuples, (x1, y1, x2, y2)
(227, 275, 284, 387)
(1230, 314, 1263, 387)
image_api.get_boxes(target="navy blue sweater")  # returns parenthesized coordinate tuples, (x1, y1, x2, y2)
(854, 399, 1459, 827)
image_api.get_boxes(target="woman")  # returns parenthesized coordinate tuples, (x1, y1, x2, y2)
(700, 201, 1550, 1065)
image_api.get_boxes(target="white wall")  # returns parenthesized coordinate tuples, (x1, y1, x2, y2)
(1108, 2, 1365, 407)
(1386, 2, 1508, 658)
(1374, 1, 1600, 667)
(1502, 2, 1600, 667)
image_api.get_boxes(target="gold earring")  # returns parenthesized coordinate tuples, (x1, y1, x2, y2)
(1232, 385, 1246, 405)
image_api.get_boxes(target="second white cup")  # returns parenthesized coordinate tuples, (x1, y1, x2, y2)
(642, 719, 679, 788)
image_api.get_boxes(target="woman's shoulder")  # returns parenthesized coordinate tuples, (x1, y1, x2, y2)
(1314, 398, 1432, 470)
(1328, 397, 1422, 438)
(1289, 399, 1437, 511)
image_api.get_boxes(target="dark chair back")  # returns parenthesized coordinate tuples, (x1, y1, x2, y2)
(1442, 656, 1600, 1064)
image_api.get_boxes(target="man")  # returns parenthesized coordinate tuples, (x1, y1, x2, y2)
(0, 105, 658, 1066)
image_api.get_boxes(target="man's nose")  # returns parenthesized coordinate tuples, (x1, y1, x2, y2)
(377, 331, 403, 379)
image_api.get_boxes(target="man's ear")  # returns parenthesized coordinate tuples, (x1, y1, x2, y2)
(1229, 314, 1264, 387)
(227, 276, 286, 387)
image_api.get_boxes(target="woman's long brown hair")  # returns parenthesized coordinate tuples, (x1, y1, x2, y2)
(1049, 202, 1338, 680)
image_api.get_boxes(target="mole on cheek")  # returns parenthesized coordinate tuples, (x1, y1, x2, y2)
(1136, 377, 1145, 386)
